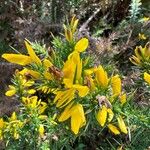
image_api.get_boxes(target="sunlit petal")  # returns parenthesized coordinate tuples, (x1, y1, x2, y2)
(95, 66, 109, 88)
(73, 84, 89, 97)
(144, 72, 150, 84)
(117, 116, 128, 134)
(71, 104, 86, 134)
(2, 54, 32, 65)
(58, 102, 73, 122)
(74, 38, 89, 52)
(111, 75, 121, 96)
(5, 89, 16, 97)
(38, 124, 45, 137)
(108, 124, 120, 135)
(43, 59, 53, 68)
(107, 109, 114, 122)
(25, 41, 42, 65)
(0, 119, 4, 129)
(97, 105, 107, 127)
(120, 93, 127, 106)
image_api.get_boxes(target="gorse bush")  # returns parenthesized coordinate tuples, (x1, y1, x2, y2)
(0, 16, 150, 149)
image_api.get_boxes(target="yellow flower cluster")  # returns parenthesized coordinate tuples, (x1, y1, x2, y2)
(22, 96, 47, 114)
(0, 112, 24, 140)
(63, 15, 79, 42)
(85, 66, 127, 134)
(2, 37, 128, 135)
(5, 72, 36, 97)
(2, 16, 128, 137)
(129, 42, 150, 66)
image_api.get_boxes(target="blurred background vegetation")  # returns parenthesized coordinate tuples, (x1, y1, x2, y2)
(0, 0, 149, 54)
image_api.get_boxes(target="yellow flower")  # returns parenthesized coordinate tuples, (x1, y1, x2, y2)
(22, 96, 47, 113)
(27, 89, 36, 94)
(39, 102, 47, 114)
(74, 38, 89, 52)
(54, 84, 89, 108)
(111, 75, 121, 97)
(117, 116, 128, 134)
(108, 124, 120, 135)
(2, 54, 33, 66)
(141, 16, 150, 22)
(19, 68, 41, 79)
(56, 51, 89, 108)
(97, 105, 107, 127)
(63, 55, 76, 85)
(2, 40, 42, 66)
(63, 25, 73, 42)
(68, 51, 82, 82)
(63, 41, 88, 85)
(59, 103, 86, 134)
(63, 15, 79, 42)
(43, 59, 53, 68)
(25, 41, 42, 65)
(10, 112, 17, 121)
(58, 102, 74, 122)
(14, 131, 19, 139)
(130, 43, 150, 66)
(0, 118, 4, 129)
(38, 124, 45, 137)
(120, 93, 127, 106)
(5, 85, 16, 97)
(134, 46, 143, 59)
(138, 33, 147, 40)
(54, 88, 75, 108)
(23, 80, 35, 87)
(144, 42, 150, 57)
(129, 55, 141, 66)
(107, 109, 114, 122)
(71, 104, 86, 134)
(95, 66, 109, 88)
(72, 84, 89, 97)
(144, 72, 150, 84)
(70, 15, 79, 34)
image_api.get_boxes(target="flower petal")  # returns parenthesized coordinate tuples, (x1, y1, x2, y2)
(73, 84, 89, 97)
(25, 41, 42, 65)
(120, 93, 127, 106)
(97, 105, 107, 127)
(129, 56, 141, 66)
(0, 119, 4, 129)
(43, 59, 53, 68)
(107, 109, 114, 122)
(95, 66, 109, 88)
(58, 102, 73, 122)
(108, 124, 120, 135)
(117, 116, 128, 134)
(71, 104, 86, 134)
(2, 54, 32, 65)
(38, 124, 45, 137)
(144, 72, 150, 84)
(111, 75, 121, 97)
(74, 38, 89, 52)
(5, 89, 16, 97)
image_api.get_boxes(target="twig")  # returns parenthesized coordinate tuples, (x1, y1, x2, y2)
(79, 8, 101, 32)
(126, 29, 133, 45)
